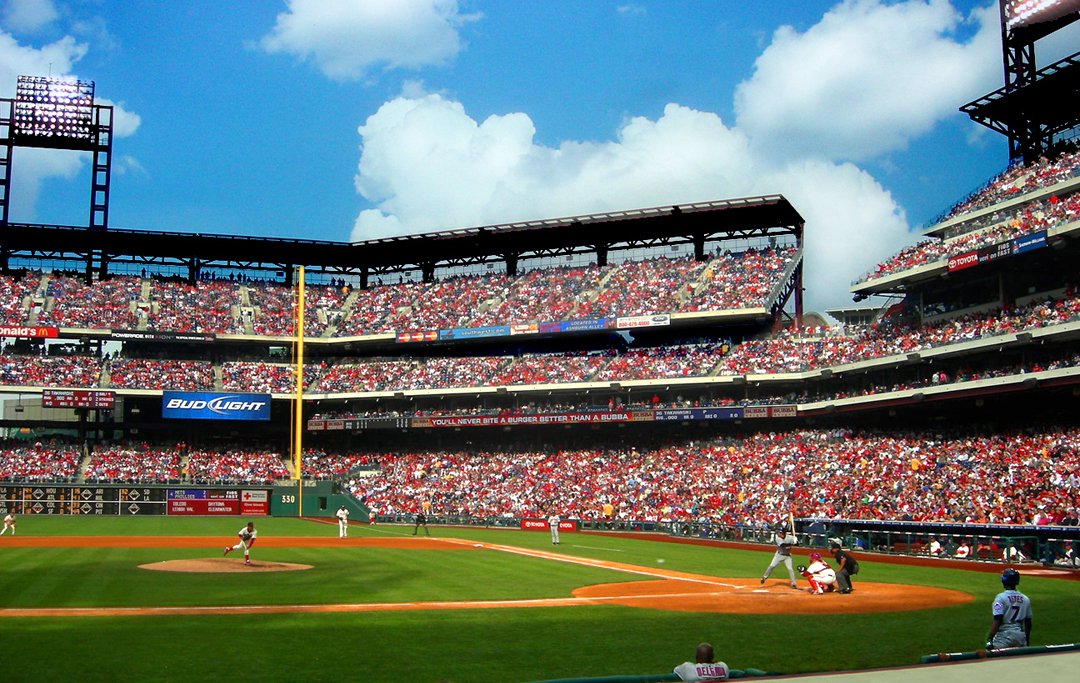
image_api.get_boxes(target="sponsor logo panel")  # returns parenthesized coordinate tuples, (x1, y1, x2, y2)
(162, 392, 271, 421)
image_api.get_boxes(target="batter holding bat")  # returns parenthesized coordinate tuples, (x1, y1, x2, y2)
(760, 514, 799, 589)
(224, 521, 257, 565)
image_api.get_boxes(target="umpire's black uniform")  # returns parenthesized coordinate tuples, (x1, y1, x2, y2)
(830, 542, 859, 593)
(413, 512, 429, 536)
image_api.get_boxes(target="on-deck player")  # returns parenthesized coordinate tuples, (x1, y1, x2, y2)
(336, 505, 350, 538)
(987, 568, 1032, 650)
(0, 512, 15, 536)
(224, 521, 258, 565)
(673, 642, 729, 681)
(798, 552, 837, 594)
(760, 522, 799, 589)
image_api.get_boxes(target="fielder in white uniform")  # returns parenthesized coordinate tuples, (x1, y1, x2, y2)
(336, 505, 350, 538)
(548, 512, 560, 545)
(987, 568, 1032, 650)
(224, 522, 258, 565)
(760, 523, 799, 589)
(0, 513, 15, 536)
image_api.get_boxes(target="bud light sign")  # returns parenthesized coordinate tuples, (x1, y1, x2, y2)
(162, 392, 271, 421)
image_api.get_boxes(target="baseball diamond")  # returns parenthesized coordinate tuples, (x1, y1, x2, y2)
(3, 4, 1080, 682)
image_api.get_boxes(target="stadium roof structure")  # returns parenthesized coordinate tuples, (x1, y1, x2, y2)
(0, 195, 804, 285)
(961, 49, 1080, 165)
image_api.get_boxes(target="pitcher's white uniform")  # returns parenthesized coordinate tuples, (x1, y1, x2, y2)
(991, 589, 1033, 648)
(0, 513, 15, 536)
(224, 523, 257, 564)
(548, 513, 560, 545)
(336, 506, 350, 537)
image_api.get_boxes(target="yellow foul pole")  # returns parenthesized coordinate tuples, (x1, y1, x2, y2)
(293, 266, 305, 516)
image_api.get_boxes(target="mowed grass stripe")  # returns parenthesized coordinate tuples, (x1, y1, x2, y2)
(0, 545, 642, 609)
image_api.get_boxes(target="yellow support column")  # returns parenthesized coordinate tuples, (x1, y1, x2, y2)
(293, 266, 305, 516)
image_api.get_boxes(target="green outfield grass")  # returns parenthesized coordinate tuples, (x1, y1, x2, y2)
(0, 517, 1077, 683)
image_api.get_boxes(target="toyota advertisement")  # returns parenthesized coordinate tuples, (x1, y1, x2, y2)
(161, 392, 271, 421)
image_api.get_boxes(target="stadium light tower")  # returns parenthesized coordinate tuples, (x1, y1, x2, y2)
(960, 2, 1080, 165)
(0, 75, 114, 230)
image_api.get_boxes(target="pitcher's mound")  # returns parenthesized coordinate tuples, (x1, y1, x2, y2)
(139, 558, 313, 573)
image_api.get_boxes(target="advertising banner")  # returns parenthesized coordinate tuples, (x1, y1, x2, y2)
(162, 392, 271, 421)
(167, 489, 241, 515)
(396, 330, 438, 343)
(0, 325, 58, 338)
(1013, 231, 1046, 254)
(616, 314, 670, 329)
(510, 323, 539, 335)
(414, 411, 638, 428)
(977, 240, 1013, 264)
(240, 489, 270, 516)
(519, 519, 577, 531)
(947, 251, 979, 272)
(438, 325, 510, 341)
(541, 318, 616, 334)
(111, 329, 216, 343)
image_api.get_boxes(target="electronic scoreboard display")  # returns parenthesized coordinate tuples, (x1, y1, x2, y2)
(41, 389, 115, 409)
(0, 486, 164, 515)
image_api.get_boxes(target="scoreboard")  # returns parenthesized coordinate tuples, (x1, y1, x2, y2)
(42, 389, 116, 409)
(0, 485, 164, 515)
(0, 485, 271, 516)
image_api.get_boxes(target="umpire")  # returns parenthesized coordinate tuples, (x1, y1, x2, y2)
(412, 512, 429, 536)
(830, 540, 859, 594)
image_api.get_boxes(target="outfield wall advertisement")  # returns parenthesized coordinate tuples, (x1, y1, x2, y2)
(166, 489, 269, 516)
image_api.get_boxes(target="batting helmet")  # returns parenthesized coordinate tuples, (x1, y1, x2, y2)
(1001, 568, 1020, 588)
(810, 552, 822, 560)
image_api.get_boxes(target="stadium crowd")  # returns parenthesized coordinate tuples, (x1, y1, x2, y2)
(858, 189, 1080, 284)
(938, 147, 1080, 224)
(351, 426, 1080, 526)
(186, 447, 290, 484)
(83, 442, 183, 483)
(0, 247, 795, 339)
(0, 440, 81, 482)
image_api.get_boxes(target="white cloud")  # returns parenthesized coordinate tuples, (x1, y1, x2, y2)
(1, 0, 59, 34)
(734, 0, 1001, 162)
(616, 5, 647, 17)
(346, 2, 1012, 310)
(351, 95, 911, 310)
(259, 0, 481, 82)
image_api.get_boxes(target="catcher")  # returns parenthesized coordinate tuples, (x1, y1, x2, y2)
(797, 552, 837, 595)
(224, 521, 258, 565)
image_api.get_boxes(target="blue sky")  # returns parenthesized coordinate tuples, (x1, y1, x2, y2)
(1, 0, 1078, 311)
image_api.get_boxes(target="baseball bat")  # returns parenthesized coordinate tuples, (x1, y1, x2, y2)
(789, 511, 795, 537)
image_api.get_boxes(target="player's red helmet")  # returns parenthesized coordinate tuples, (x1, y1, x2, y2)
(809, 552, 821, 560)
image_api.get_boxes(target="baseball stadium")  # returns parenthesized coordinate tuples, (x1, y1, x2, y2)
(2, 3, 1080, 683)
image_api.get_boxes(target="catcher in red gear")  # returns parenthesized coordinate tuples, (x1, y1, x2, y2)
(798, 552, 837, 594)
